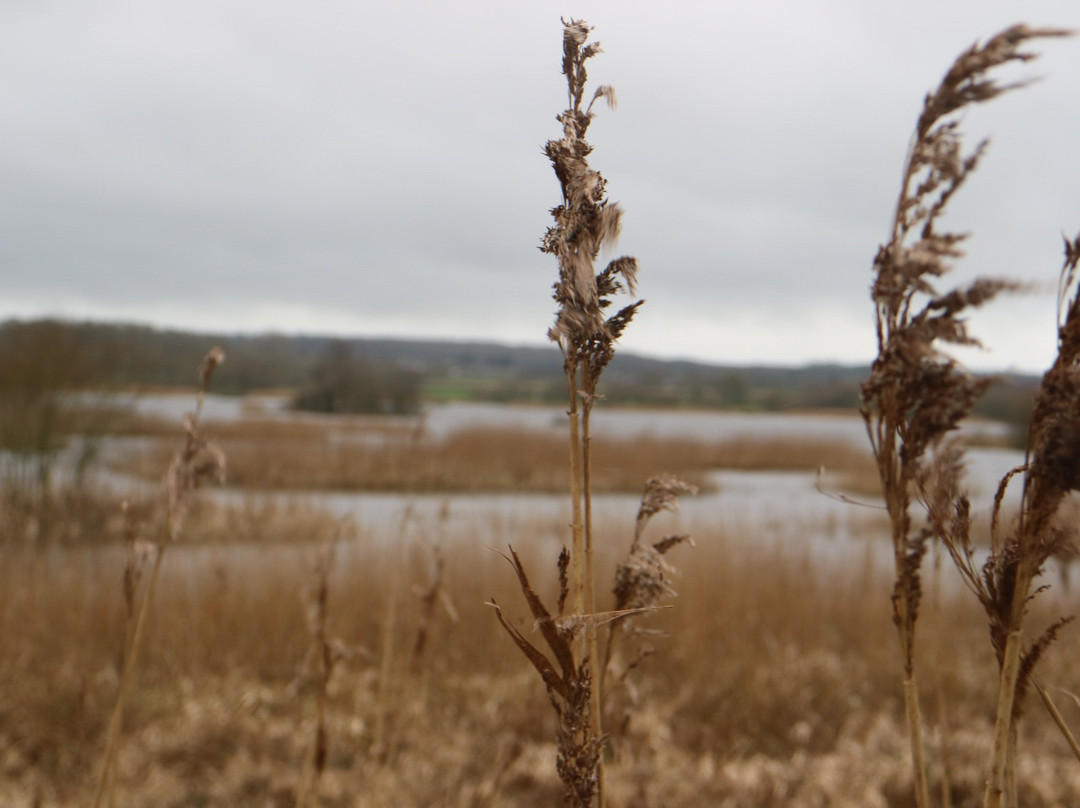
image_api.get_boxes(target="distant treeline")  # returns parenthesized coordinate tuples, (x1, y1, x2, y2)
(0, 318, 1040, 428)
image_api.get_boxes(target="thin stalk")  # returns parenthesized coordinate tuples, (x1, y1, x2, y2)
(985, 630, 1023, 808)
(878, 434, 931, 808)
(932, 541, 954, 808)
(295, 648, 328, 808)
(566, 370, 586, 623)
(1034, 678, 1080, 765)
(374, 506, 411, 763)
(581, 393, 603, 807)
(904, 676, 932, 808)
(92, 527, 168, 808)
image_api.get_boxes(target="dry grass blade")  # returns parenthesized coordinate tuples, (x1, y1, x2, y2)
(488, 543, 602, 807)
(498, 546, 576, 684)
(488, 598, 570, 701)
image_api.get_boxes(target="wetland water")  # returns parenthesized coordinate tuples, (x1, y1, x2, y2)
(101, 396, 1028, 578)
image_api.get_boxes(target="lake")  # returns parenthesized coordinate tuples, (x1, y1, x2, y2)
(94, 396, 1032, 581)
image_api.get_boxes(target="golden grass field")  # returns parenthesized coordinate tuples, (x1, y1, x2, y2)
(109, 411, 880, 495)
(4, 406, 1080, 807)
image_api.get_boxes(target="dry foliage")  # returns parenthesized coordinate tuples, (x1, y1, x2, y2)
(114, 426, 875, 496)
(92, 347, 227, 808)
(861, 24, 1072, 808)
(8, 510, 1080, 807)
(493, 19, 649, 806)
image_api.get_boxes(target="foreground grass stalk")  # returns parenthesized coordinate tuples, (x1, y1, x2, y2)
(492, 19, 642, 807)
(1033, 679, 1080, 765)
(92, 348, 225, 808)
(580, 393, 601, 756)
(977, 233, 1080, 806)
(92, 533, 166, 808)
(861, 25, 1068, 807)
(903, 676, 932, 807)
(295, 545, 333, 808)
(985, 631, 1023, 808)
(566, 373, 587, 622)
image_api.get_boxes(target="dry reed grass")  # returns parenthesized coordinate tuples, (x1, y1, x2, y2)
(90, 404, 415, 442)
(92, 347, 227, 808)
(112, 426, 875, 495)
(5, 507, 1080, 807)
(861, 23, 1073, 808)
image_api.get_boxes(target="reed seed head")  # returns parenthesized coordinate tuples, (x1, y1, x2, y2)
(543, 18, 642, 383)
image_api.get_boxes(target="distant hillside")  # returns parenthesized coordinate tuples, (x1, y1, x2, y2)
(0, 318, 1039, 427)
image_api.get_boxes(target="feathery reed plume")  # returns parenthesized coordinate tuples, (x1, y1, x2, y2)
(542, 18, 642, 804)
(604, 475, 694, 742)
(494, 19, 640, 806)
(861, 25, 1068, 808)
(932, 234, 1080, 807)
(93, 347, 225, 808)
(606, 475, 695, 668)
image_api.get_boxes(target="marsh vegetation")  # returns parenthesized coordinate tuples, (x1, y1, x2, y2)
(4, 17, 1080, 808)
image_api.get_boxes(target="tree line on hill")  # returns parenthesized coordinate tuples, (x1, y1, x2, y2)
(0, 317, 1040, 425)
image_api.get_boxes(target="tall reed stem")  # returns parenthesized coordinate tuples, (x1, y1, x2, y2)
(861, 26, 1067, 807)
(903, 675, 932, 808)
(92, 346, 224, 808)
(581, 391, 603, 804)
(985, 630, 1023, 808)
(92, 534, 166, 808)
(492, 21, 640, 806)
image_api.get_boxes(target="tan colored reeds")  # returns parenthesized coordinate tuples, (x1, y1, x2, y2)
(119, 426, 876, 495)
(491, 18, 643, 807)
(931, 236, 1080, 808)
(92, 347, 225, 808)
(862, 24, 1072, 808)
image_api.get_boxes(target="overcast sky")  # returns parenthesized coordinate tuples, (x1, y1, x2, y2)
(3, 2, 1080, 372)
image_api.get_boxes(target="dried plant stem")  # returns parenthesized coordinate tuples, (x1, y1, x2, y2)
(862, 25, 1070, 808)
(902, 676, 931, 808)
(580, 396, 603, 804)
(932, 543, 955, 808)
(373, 580, 398, 761)
(92, 347, 224, 808)
(294, 683, 327, 808)
(1033, 679, 1080, 765)
(492, 20, 641, 805)
(92, 531, 166, 808)
(374, 507, 411, 764)
(877, 438, 932, 808)
(986, 630, 1023, 808)
(296, 547, 333, 808)
(566, 374, 587, 623)
(563, 368, 605, 804)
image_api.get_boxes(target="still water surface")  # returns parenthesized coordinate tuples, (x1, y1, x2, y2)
(114, 397, 1027, 578)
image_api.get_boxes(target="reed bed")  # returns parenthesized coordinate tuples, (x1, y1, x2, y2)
(71, 404, 416, 442)
(112, 426, 876, 495)
(3, 508, 1080, 807)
